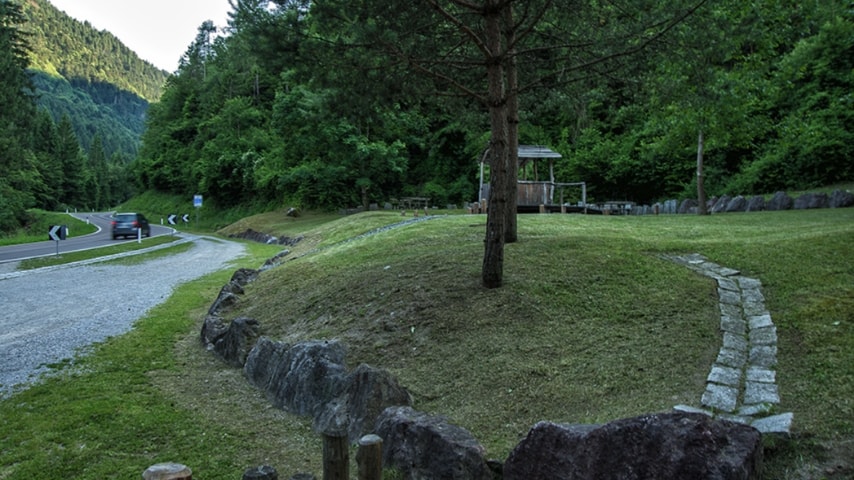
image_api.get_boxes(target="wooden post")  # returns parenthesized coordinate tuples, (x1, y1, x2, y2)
(322, 433, 349, 480)
(142, 463, 192, 480)
(539, 204, 546, 214)
(356, 434, 383, 480)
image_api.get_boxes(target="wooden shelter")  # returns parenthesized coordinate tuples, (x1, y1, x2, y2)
(478, 145, 587, 212)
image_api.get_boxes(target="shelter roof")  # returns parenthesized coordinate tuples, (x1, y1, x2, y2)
(518, 145, 562, 159)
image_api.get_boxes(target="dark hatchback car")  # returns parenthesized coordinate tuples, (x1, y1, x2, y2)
(111, 213, 151, 239)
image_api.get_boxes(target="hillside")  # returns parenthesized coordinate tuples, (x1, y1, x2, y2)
(206, 208, 853, 477)
(20, 0, 170, 159)
(0, 206, 851, 478)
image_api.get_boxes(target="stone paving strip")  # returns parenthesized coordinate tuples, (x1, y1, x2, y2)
(664, 253, 793, 434)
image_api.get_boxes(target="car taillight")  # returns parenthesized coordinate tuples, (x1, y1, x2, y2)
(111, 220, 117, 226)
(132, 220, 139, 227)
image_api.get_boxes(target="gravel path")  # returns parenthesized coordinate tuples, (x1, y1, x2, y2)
(0, 236, 246, 398)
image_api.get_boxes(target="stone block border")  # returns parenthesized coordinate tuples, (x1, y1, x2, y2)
(665, 253, 793, 434)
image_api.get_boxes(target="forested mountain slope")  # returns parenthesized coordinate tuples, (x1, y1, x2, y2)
(135, 1, 852, 212)
(20, 0, 170, 158)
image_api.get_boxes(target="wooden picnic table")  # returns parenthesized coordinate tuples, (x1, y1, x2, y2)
(399, 197, 430, 209)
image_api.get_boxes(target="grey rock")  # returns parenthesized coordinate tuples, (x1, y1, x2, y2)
(712, 195, 732, 213)
(716, 347, 748, 369)
(748, 314, 773, 330)
(737, 277, 762, 290)
(718, 289, 742, 306)
(748, 345, 778, 368)
(243, 465, 278, 480)
(829, 189, 854, 208)
(717, 277, 740, 292)
(503, 413, 762, 480)
(751, 412, 793, 434)
(744, 381, 780, 405)
(708, 365, 742, 387)
(314, 364, 412, 442)
(746, 196, 766, 212)
(207, 290, 240, 316)
(721, 316, 747, 335)
(678, 198, 698, 214)
(749, 326, 777, 346)
(746, 367, 776, 383)
(230, 267, 260, 287)
(205, 269, 258, 318)
(722, 332, 748, 353)
(794, 192, 829, 209)
(673, 405, 712, 416)
(719, 302, 743, 319)
(244, 338, 348, 416)
(766, 191, 793, 211)
(375, 406, 493, 480)
(725, 195, 748, 213)
(205, 316, 261, 367)
(703, 383, 739, 412)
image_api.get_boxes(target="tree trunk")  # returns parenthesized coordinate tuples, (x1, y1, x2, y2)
(503, 5, 519, 244)
(696, 129, 707, 215)
(481, 1, 507, 289)
(361, 185, 369, 212)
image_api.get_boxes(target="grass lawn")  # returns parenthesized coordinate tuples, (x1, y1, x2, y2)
(0, 208, 851, 479)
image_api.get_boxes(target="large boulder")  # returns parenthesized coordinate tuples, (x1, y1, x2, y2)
(711, 195, 732, 214)
(244, 339, 348, 416)
(766, 191, 793, 211)
(725, 195, 748, 213)
(374, 406, 494, 480)
(746, 196, 766, 212)
(201, 268, 262, 364)
(231, 267, 260, 286)
(794, 192, 829, 209)
(203, 268, 259, 325)
(829, 189, 854, 208)
(503, 412, 762, 480)
(314, 364, 412, 442)
(204, 316, 260, 367)
(678, 198, 698, 214)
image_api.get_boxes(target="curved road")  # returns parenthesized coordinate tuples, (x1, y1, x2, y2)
(0, 224, 247, 398)
(0, 212, 175, 263)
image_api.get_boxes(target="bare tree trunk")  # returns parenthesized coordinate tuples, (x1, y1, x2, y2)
(482, 1, 507, 289)
(696, 129, 707, 215)
(362, 185, 369, 212)
(503, 5, 519, 244)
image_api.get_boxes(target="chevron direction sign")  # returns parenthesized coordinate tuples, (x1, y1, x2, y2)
(48, 225, 67, 241)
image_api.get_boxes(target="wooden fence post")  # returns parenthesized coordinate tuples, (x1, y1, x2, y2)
(356, 434, 383, 480)
(322, 433, 349, 480)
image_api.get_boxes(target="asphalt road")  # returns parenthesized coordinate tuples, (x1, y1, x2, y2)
(0, 212, 175, 263)
(0, 230, 247, 398)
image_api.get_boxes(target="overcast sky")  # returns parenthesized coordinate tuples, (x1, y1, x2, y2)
(48, 0, 233, 72)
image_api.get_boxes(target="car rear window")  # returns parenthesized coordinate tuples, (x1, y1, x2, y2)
(115, 214, 135, 222)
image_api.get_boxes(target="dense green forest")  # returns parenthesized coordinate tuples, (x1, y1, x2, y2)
(0, 0, 169, 232)
(2, 0, 851, 237)
(21, 0, 169, 159)
(134, 0, 852, 214)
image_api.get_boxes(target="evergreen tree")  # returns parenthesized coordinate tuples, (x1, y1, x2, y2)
(55, 115, 86, 209)
(0, 0, 38, 231)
